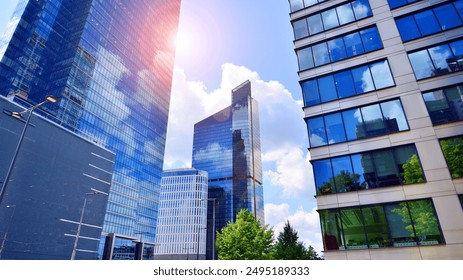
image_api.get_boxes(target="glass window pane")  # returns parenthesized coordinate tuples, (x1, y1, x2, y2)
(428, 44, 454, 75)
(414, 10, 441, 36)
(362, 205, 391, 248)
(385, 202, 417, 246)
(450, 40, 463, 56)
(307, 14, 324, 35)
(325, 113, 347, 144)
(395, 145, 424, 184)
(320, 209, 344, 250)
(449, 40, 463, 71)
(434, 4, 462, 31)
(439, 136, 463, 179)
(313, 160, 334, 194)
(351, 153, 370, 190)
(297, 47, 314, 71)
(360, 27, 383, 52)
(373, 149, 401, 187)
(361, 104, 386, 137)
(380, 99, 409, 132)
(307, 116, 327, 147)
(304, 0, 318, 7)
(408, 200, 443, 245)
(332, 156, 356, 192)
(318, 75, 338, 102)
(388, 0, 408, 9)
(344, 32, 365, 56)
(322, 9, 340, 30)
(409, 50, 435, 79)
(328, 37, 347, 62)
(341, 208, 367, 249)
(334, 70, 356, 98)
(289, 0, 304, 12)
(455, 1, 463, 19)
(445, 86, 463, 122)
(352, 0, 372, 19)
(396, 16, 421, 42)
(336, 3, 355, 25)
(342, 108, 365, 140)
(293, 19, 309, 40)
(352, 65, 374, 93)
(312, 42, 330, 66)
(301, 79, 320, 106)
(370, 60, 394, 89)
(423, 90, 451, 124)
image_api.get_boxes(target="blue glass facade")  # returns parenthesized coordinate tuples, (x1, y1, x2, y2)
(192, 80, 264, 259)
(0, 0, 181, 259)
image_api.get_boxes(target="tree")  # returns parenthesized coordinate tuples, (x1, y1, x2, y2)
(273, 220, 323, 260)
(402, 154, 425, 184)
(215, 209, 274, 260)
(440, 137, 463, 179)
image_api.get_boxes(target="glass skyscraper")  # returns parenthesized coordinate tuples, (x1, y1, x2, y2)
(192, 80, 264, 259)
(0, 0, 181, 259)
(289, 0, 463, 259)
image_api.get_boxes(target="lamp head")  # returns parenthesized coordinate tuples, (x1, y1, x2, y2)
(11, 112, 23, 119)
(45, 95, 58, 103)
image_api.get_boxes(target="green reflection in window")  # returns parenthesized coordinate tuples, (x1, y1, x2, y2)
(385, 203, 417, 246)
(320, 209, 344, 250)
(440, 136, 463, 179)
(340, 208, 367, 249)
(407, 200, 443, 245)
(362, 205, 390, 248)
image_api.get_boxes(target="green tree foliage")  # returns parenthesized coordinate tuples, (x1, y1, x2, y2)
(402, 154, 424, 184)
(440, 137, 463, 179)
(273, 220, 323, 260)
(215, 209, 274, 260)
(392, 201, 439, 238)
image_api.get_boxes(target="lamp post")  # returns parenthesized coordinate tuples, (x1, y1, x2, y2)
(70, 188, 108, 260)
(0, 205, 16, 259)
(0, 95, 58, 204)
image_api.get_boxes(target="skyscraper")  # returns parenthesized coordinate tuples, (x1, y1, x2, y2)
(154, 168, 208, 260)
(289, 0, 463, 259)
(0, 0, 181, 259)
(192, 80, 264, 259)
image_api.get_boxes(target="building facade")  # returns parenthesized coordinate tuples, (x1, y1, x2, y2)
(289, 0, 463, 259)
(153, 168, 208, 260)
(0, 96, 114, 259)
(192, 80, 264, 259)
(0, 0, 181, 259)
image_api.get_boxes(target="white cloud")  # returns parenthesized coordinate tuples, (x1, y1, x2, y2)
(265, 203, 323, 256)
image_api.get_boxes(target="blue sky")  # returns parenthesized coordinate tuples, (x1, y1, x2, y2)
(0, 0, 322, 254)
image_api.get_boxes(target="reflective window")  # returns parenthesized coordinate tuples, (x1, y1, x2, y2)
(312, 144, 422, 195)
(342, 108, 365, 140)
(325, 113, 347, 144)
(319, 199, 444, 251)
(388, 0, 419, 10)
(380, 99, 409, 131)
(291, 0, 373, 39)
(439, 136, 463, 179)
(361, 104, 386, 137)
(297, 26, 383, 71)
(396, 1, 463, 42)
(302, 60, 395, 107)
(289, 0, 328, 12)
(408, 39, 463, 80)
(307, 116, 327, 147)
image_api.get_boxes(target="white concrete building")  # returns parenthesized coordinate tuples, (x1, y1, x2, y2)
(154, 169, 208, 260)
(289, 0, 463, 259)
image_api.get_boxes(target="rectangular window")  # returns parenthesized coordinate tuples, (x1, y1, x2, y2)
(388, 0, 419, 10)
(320, 209, 344, 250)
(439, 136, 463, 179)
(423, 83, 463, 125)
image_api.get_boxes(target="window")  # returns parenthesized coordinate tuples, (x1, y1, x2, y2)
(297, 26, 382, 71)
(312, 144, 422, 195)
(306, 99, 408, 148)
(388, 0, 419, 10)
(319, 199, 444, 251)
(289, 0, 328, 12)
(291, 0, 373, 39)
(408, 39, 463, 80)
(439, 136, 463, 179)
(301, 60, 395, 107)
(396, 1, 463, 42)
(423, 83, 463, 125)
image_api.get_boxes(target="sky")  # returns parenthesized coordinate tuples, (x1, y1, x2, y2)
(0, 0, 322, 254)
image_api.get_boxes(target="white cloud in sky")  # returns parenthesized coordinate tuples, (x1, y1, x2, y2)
(165, 62, 321, 253)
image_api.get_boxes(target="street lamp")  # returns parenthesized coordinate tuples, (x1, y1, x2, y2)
(0, 95, 58, 204)
(0, 205, 16, 259)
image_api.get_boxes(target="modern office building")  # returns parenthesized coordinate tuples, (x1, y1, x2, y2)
(0, 0, 181, 259)
(153, 168, 208, 260)
(192, 80, 264, 259)
(289, 0, 463, 259)
(0, 96, 114, 260)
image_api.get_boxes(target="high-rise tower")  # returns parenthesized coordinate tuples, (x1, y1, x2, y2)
(289, 0, 463, 259)
(0, 0, 181, 259)
(192, 80, 264, 259)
